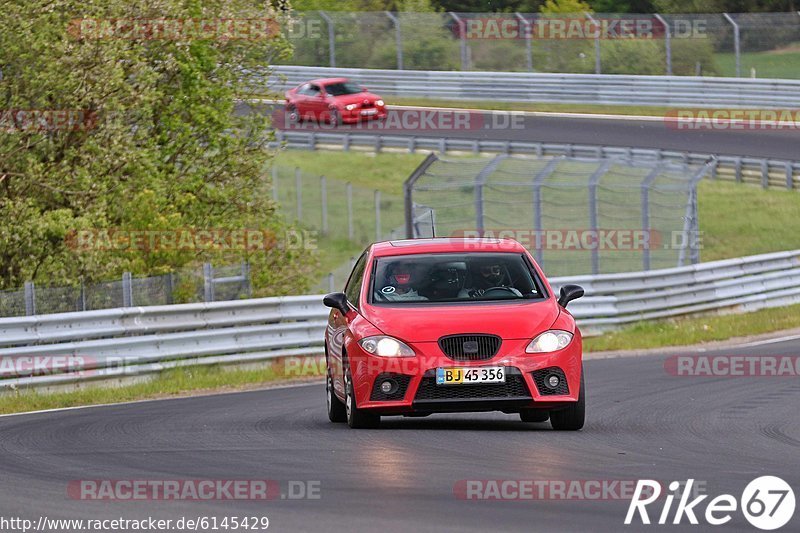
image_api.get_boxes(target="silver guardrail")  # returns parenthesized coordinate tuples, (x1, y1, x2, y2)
(272, 130, 800, 191)
(261, 66, 800, 108)
(2, 249, 799, 389)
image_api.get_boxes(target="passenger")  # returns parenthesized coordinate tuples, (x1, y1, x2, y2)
(379, 262, 427, 301)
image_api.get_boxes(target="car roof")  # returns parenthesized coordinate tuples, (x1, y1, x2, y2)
(306, 77, 349, 86)
(370, 238, 527, 257)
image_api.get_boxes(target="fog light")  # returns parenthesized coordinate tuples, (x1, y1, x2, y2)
(381, 380, 396, 394)
(546, 375, 560, 389)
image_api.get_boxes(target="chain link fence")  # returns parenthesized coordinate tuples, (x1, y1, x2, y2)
(271, 165, 406, 291)
(404, 154, 712, 277)
(278, 11, 800, 78)
(0, 263, 251, 318)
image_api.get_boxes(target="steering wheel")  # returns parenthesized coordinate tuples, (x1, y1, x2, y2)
(470, 286, 518, 298)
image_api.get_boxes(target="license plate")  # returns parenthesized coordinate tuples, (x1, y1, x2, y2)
(361, 109, 377, 116)
(436, 366, 505, 385)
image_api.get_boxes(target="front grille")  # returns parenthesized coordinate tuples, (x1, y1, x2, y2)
(370, 373, 412, 401)
(414, 369, 530, 401)
(438, 334, 501, 361)
(532, 367, 570, 396)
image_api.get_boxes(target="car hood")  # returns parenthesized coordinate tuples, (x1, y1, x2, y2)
(331, 92, 381, 105)
(360, 299, 559, 342)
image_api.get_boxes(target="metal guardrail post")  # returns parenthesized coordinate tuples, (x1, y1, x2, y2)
(295, 167, 302, 221)
(24, 281, 36, 316)
(761, 160, 769, 189)
(203, 263, 214, 302)
(320, 176, 328, 235)
(585, 13, 602, 74)
(786, 162, 794, 190)
(723, 13, 741, 77)
(515, 13, 533, 71)
(654, 14, 672, 76)
(385, 11, 403, 70)
(449, 12, 468, 70)
(374, 190, 382, 241)
(346, 182, 354, 240)
(122, 272, 133, 307)
(319, 11, 336, 68)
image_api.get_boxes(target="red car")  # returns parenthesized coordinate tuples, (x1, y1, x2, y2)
(284, 77, 387, 125)
(323, 238, 586, 430)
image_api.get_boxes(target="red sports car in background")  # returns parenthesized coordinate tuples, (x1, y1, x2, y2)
(285, 77, 387, 125)
(323, 238, 586, 430)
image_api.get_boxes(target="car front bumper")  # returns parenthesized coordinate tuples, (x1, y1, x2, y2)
(349, 338, 582, 415)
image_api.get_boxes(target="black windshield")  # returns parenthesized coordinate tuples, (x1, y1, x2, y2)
(324, 82, 363, 96)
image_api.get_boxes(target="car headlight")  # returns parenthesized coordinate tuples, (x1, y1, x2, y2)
(525, 330, 573, 353)
(375, 99, 384, 107)
(359, 335, 415, 357)
(345, 104, 357, 111)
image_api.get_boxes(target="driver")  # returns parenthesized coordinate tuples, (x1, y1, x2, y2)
(460, 259, 521, 298)
(379, 262, 427, 301)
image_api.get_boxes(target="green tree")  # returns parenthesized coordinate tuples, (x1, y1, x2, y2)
(0, 0, 316, 295)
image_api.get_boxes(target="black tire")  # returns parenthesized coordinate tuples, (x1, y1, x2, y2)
(345, 368, 380, 429)
(286, 104, 299, 124)
(327, 372, 346, 423)
(550, 367, 585, 431)
(519, 409, 550, 423)
(328, 108, 341, 126)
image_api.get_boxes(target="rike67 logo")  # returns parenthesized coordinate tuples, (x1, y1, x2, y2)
(626, 477, 795, 530)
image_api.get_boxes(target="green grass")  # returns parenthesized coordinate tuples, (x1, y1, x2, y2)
(0, 362, 325, 415)
(584, 303, 800, 352)
(715, 47, 800, 79)
(387, 97, 677, 116)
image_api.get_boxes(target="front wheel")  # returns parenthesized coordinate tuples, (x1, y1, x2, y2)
(327, 373, 346, 423)
(345, 368, 380, 429)
(549, 367, 585, 431)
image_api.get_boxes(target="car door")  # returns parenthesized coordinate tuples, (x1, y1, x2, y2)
(329, 252, 368, 397)
(304, 83, 326, 120)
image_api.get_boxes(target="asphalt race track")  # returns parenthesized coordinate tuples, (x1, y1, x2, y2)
(241, 102, 800, 160)
(1, 338, 798, 532)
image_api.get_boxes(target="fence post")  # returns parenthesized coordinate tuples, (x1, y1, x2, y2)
(319, 11, 336, 68)
(79, 279, 87, 311)
(641, 166, 662, 271)
(203, 263, 215, 302)
(328, 272, 335, 293)
(588, 161, 612, 275)
(24, 281, 36, 316)
(386, 11, 403, 70)
(761, 160, 769, 189)
(242, 262, 252, 298)
(295, 167, 303, 221)
(515, 13, 533, 71)
(165, 272, 174, 305)
(723, 13, 740, 77)
(654, 14, 672, 75)
(585, 13, 602, 74)
(449, 12, 468, 70)
(786, 162, 794, 190)
(374, 190, 382, 241)
(320, 175, 328, 235)
(122, 272, 133, 307)
(346, 182, 354, 240)
(271, 165, 279, 202)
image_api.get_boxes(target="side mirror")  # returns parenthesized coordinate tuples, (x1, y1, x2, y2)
(557, 284, 584, 308)
(323, 292, 350, 315)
